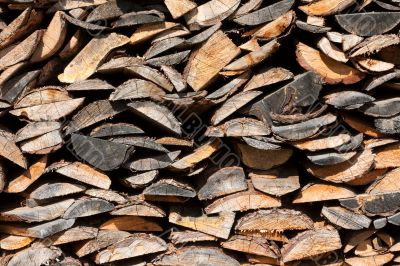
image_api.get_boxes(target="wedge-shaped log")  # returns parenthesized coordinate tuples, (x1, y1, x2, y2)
(235, 209, 313, 232)
(0, 130, 26, 168)
(169, 207, 235, 239)
(322, 206, 371, 230)
(367, 168, 400, 194)
(85, 189, 127, 205)
(65, 79, 115, 91)
(205, 186, 281, 214)
(0, 235, 34, 251)
(198, 166, 247, 200)
(170, 229, 217, 245)
(0, 30, 43, 70)
(143, 179, 196, 202)
(110, 79, 165, 101)
(20, 129, 62, 154)
(206, 118, 270, 137)
(1, 199, 74, 223)
(128, 101, 181, 135)
(307, 148, 374, 183)
(49, 226, 98, 245)
(111, 201, 165, 217)
(250, 11, 295, 41)
(63, 198, 114, 219)
(184, 30, 240, 91)
(28, 182, 85, 201)
(340, 192, 400, 216)
(223, 39, 280, 74)
(250, 166, 300, 196)
(30, 11, 67, 62)
(299, 0, 355, 16)
(324, 91, 374, 109)
(360, 98, 400, 118)
(70, 134, 133, 171)
(7, 247, 62, 266)
(130, 22, 179, 45)
(0, 8, 43, 50)
(190, 0, 240, 27)
(336, 12, 400, 36)
(233, 0, 294, 26)
(90, 123, 143, 138)
(221, 235, 278, 257)
(0, 218, 75, 238)
(235, 142, 293, 170)
(100, 216, 162, 232)
(15, 122, 61, 142)
(171, 139, 221, 170)
(375, 115, 400, 134)
(165, 0, 197, 19)
(51, 161, 111, 189)
(296, 42, 365, 84)
(122, 170, 158, 189)
(5, 156, 47, 193)
(243, 67, 293, 91)
(74, 230, 131, 257)
(282, 228, 342, 262)
(95, 233, 167, 264)
(375, 142, 400, 169)
(293, 183, 356, 203)
(58, 33, 129, 83)
(126, 150, 180, 171)
(65, 100, 127, 134)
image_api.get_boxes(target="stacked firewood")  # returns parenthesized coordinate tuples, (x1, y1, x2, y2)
(0, 0, 399, 265)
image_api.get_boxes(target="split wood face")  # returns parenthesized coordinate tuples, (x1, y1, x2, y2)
(0, 1, 399, 265)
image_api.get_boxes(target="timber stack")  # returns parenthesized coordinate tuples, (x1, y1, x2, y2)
(0, 0, 399, 265)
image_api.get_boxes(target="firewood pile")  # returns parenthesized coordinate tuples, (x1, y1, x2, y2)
(0, 0, 400, 265)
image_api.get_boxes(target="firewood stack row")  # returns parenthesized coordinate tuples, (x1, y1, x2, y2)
(0, 0, 399, 265)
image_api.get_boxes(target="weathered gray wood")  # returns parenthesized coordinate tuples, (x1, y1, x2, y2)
(324, 91, 374, 109)
(90, 123, 144, 138)
(7, 247, 62, 266)
(110, 201, 165, 217)
(122, 170, 158, 188)
(233, 0, 294, 25)
(206, 118, 270, 137)
(15, 122, 61, 142)
(65, 79, 115, 91)
(143, 179, 196, 202)
(70, 134, 133, 171)
(29, 182, 86, 201)
(336, 12, 400, 36)
(112, 12, 164, 28)
(126, 150, 180, 171)
(63, 198, 114, 219)
(109, 78, 165, 101)
(375, 115, 400, 134)
(111, 136, 169, 152)
(197, 166, 247, 200)
(360, 98, 400, 117)
(322, 206, 371, 230)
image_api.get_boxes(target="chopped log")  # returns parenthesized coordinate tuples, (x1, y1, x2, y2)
(184, 30, 239, 91)
(375, 115, 400, 134)
(322, 206, 371, 230)
(169, 229, 217, 244)
(356, 58, 394, 72)
(63, 198, 114, 219)
(292, 133, 351, 151)
(126, 150, 180, 171)
(20, 129, 63, 154)
(65, 79, 115, 91)
(0, 199, 74, 223)
(340, 192, 400, 216)
(235, 142, 292, 170)
(100, 216, 162, 232)
(49, 226, 98, 245)
(221, 235, 278, 257)
(317, 36, 348, 62)
(250, 11, 295, 41)
(342, 112, 386, 138)
(350, 34, 400, 57)
(164, 0, 197, 19)
(58, 33, 129, 83)
(143, 179, 196, 202)
(169, 207, 235, 239)
(282, 228, 342, 262)
(293, 183, 356, 203)
(65, 100, 127, 134)
(5, 156, 47, 193)
(206, 117, 270, 137)
(197, 166, 247, 200)
(0, 235, 34, 250)
(95, 233, 167, 264)
(360, 98, 400, 118)
(144, 37, 185, 60)
(205, 183, 281, 213)
(28, 182, 86, 201)
(367, 168, 400, 194)
(111, 201, 165, 217)
(306, 148, 375, 183)
(335, 12, 400, 36)
(243, 67, 293, 91)
(122, 170, 158, 189)
(7, 247, 62, 266)
(249, 166, 300, 197)
(233, 0, 294, 26)
(324, 91, 374, 109)
(373, 142, 400, 169)
(0, 218, 75, 238)
(190, 0, 240, 27)
(74, 230, 131, 257)
(296, 42, 365, 84)
(128, 101, 181, 135)
(50, 161, 111, 189)
(70, 133, 133, 171)
(235, 209, 313, 232)
(84, 188, 126, 204)
(153, 246, 240, 266)
(0, 130, 27, 168)
(90, 123, 144, 138)
(299, 0, 356, 16)
(15, 121, 61, 142)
